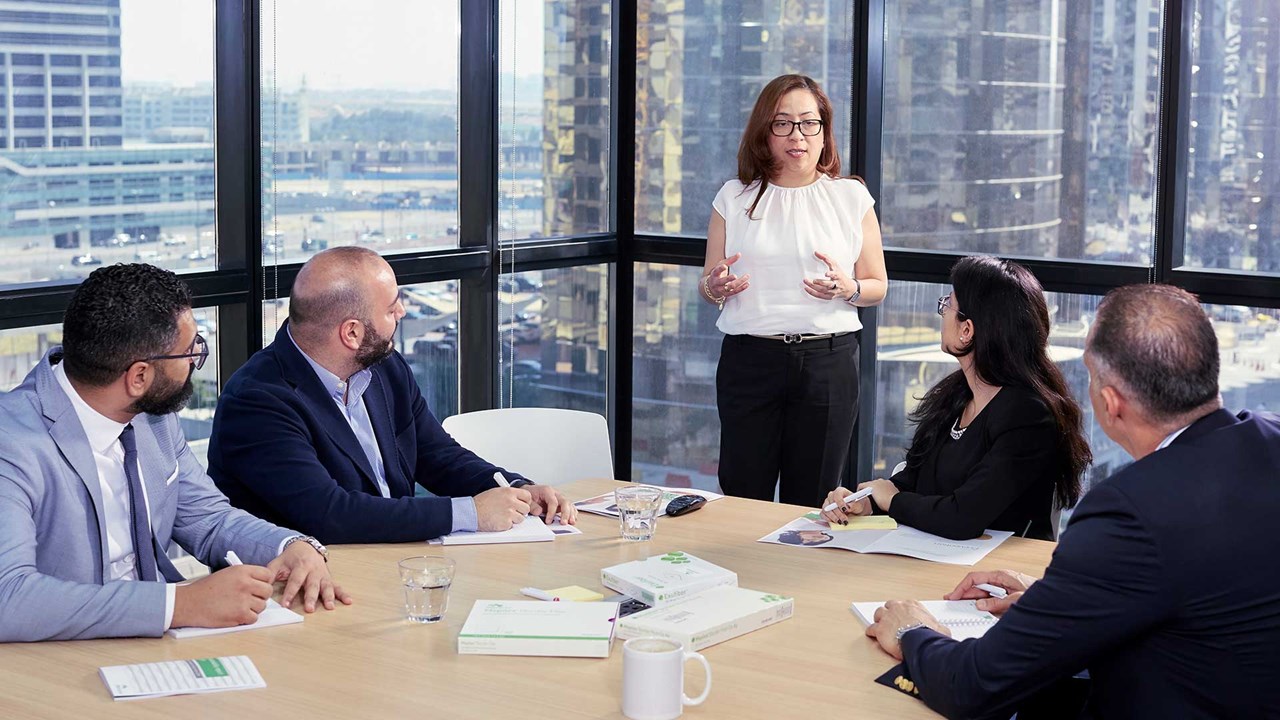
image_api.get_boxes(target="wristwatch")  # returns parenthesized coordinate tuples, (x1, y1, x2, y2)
(845, 277, 862, 306)
(284, 535, 328, 562)
(895, 622, 926, 641)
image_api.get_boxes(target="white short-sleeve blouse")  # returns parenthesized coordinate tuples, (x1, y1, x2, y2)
(711, 174, 875, 335)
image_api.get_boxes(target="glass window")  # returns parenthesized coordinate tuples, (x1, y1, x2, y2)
(262, 280, 460, 420)
(1206, 303, 1280, 413)
(872, 281, 1124, 503)
(1183, 0, 1280, 274)
(634, 0, 856, 235)
(631, 262, 723, 490)
(498, 265, 607, 416)
(0, 0, 216, 285)
(0, 323, 63, 391)
(498, 0, 611, 241)
(261, 0, 461, 263)
(882, 1, 1163, 263)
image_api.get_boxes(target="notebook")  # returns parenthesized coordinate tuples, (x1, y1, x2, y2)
(167, 599, 302, 639)
(849, 600, 998, 641)
(430, 515, 557, 545)
(616, 586, 794, 651)
(457, 600, 618, 658)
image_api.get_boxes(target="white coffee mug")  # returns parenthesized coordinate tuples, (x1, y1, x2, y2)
(621, 637, 712, 720)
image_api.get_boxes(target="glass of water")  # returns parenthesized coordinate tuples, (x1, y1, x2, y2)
(615, 486, 664, 542)
(398, 556, 456, 623)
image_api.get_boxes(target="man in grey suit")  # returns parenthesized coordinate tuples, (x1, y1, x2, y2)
(0, 264, 351, 642)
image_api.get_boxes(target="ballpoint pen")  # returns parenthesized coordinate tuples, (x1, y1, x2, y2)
(520, 587, 559, 601)
(974, 583, 1008, 599)
(822, 486, 875, 513)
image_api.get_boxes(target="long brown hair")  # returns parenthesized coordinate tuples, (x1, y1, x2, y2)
(737, 74, 844, 219)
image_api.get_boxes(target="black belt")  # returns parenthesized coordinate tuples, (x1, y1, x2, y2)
(747, 332, 851, 344)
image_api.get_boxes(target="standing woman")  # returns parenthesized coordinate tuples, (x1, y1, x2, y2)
(703, 74, 887, 506)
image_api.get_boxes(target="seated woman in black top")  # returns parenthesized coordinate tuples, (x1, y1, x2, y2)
(821, 256, 1091, 540)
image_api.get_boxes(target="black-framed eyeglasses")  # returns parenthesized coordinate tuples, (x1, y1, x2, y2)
(770, 119, 824, 137)
(142, 333, 209, 370)
(937, 296, 968, 321)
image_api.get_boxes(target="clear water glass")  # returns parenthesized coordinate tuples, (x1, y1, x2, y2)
(398, 556, 456, 623)
(615, 486, 663, 542)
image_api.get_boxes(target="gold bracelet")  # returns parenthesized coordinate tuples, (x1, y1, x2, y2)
(702, 274, 725, 311)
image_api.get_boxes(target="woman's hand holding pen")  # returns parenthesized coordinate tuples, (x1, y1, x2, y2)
(820, 486, 873, 524)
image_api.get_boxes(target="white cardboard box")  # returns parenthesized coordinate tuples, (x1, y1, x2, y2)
(600, 551, 737, 608)
(457, 600, 618, 658)
(616, 586, 794, 651)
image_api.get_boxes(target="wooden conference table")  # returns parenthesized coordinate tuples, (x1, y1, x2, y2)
(0, 479, 1055, 719)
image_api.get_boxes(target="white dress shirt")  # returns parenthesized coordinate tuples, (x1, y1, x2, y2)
(52, 361, 176, 629)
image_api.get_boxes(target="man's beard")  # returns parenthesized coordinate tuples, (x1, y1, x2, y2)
(130, 365, 195, 416)
(354, 320, 396, 370)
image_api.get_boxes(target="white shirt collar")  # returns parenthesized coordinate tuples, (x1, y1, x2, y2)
(52, 359, 129, 454)
(1156, 424, 1191, 451)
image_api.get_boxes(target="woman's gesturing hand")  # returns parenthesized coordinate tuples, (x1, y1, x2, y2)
(706, 253, 751, 302)
(803, 251, 856, 301)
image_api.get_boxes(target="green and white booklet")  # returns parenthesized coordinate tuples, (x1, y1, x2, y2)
(601, 551, 737, 608)
(99, 655, 266, 700)
(457, 600, 619, 658)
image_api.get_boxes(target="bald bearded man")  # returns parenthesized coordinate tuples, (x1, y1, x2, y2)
(208, 247, 577, 543)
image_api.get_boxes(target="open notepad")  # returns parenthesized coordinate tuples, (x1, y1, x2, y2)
(430, 516, 580, 545)
(167, 599, 302, 639)
(850, 600, 998, 641)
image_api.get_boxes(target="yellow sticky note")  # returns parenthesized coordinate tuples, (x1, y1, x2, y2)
(547, 585, 605, 602)
(827, 516, 898, 531)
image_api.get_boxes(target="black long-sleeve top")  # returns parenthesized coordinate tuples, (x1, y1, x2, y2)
(886, 385, 1062, 541)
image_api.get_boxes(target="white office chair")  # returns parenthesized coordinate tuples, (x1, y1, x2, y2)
(441, 408, 614, 486)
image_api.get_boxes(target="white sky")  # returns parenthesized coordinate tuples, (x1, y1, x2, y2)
(119, 0, 544, 91)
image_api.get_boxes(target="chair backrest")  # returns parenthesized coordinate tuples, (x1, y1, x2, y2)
(441, 408, 614, 486)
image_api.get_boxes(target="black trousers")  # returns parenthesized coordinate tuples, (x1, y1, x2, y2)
(716, 332, 859, 507)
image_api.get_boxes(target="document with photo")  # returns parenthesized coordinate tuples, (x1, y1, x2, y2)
(758, 515, 1012, 566)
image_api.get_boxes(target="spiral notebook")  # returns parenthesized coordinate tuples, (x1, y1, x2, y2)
(850, 600, 998, 641)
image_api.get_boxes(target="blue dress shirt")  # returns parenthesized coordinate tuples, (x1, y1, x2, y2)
(287, 329, 478, 532)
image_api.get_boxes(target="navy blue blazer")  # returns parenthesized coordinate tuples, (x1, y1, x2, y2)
(208, 323, 525, 544)
(899, 409, 1280, 719)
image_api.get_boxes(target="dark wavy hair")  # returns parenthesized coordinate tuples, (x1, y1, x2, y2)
(736, 74, 859, 219)
(62, 263, 192, 387)
(904, 256, 1091, 509)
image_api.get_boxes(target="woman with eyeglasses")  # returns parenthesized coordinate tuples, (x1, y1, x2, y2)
(702, 74, 887, 507)
(821, 256, 1092, 540)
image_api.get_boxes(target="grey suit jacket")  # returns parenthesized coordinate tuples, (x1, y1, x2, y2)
(0, 349, 296, 641)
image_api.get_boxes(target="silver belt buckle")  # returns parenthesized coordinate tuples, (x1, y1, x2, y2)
(783, 333, 803, 344)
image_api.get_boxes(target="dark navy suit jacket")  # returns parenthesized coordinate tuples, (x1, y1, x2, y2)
(208, 323, 525, 544)
(900, 409, 1280, 719)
